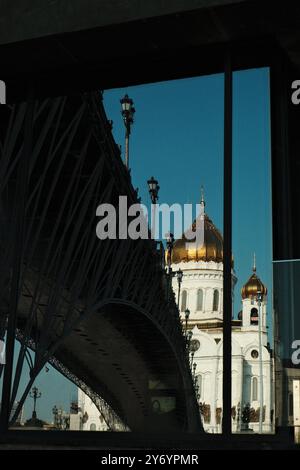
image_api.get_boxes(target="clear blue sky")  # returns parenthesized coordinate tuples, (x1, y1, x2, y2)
(103, 68, 272, 321)
(1, 68, 272, 423)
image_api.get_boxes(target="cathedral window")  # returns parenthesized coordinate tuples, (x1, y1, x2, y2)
(251, 349, 259, 359)
(213, 289, 219, 311)
(252, 377, 258, 401)
(197, 289, 203, 311)
(90, 423, 97, 431)
(250, 308, 258, 325)
(181, 290, 187, 311)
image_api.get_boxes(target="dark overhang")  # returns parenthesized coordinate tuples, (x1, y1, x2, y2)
(1, 1, 300, 101)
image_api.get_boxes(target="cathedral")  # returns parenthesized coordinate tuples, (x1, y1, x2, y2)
(75, 195, 274, 433)
(169, 195, 274, 433)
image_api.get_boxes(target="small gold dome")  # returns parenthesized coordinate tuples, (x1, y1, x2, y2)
(241, 256, 267, 300)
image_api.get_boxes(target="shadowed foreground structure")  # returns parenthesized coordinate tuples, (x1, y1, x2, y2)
(1, 0, 300, 449)
(0, 92, 201, 433)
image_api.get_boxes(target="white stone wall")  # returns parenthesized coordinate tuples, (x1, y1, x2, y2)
(171, 260, 236, 324)
(77, 389, 109, 431)
(190, 326, 273, 433)
(171, 259, 274, 434)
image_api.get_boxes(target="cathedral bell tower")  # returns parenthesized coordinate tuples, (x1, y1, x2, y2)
(240, 254, 267, 335)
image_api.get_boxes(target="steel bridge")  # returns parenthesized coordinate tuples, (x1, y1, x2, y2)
(0, 91, 201, 433)
(1, 0, 300, 450)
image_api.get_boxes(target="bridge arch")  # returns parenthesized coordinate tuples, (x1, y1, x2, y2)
(58, 298, 201, 432)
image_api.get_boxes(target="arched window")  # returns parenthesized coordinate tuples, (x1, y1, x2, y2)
(90, 423, 97, 431)
(152, 399, 161, 414)
(181, 290, 187, 312)
(213, 290, 219, 311)
(251, 308, 258, 325)
(252, 377, 258, 401)
(197, 289, 203, 311)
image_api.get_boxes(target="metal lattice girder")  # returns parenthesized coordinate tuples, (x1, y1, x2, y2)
(15, 329, 128, 432)
(0, 92, 202, 432)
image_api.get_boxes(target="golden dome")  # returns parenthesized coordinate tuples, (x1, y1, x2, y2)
(168, 197, 224, 264)
(241, 256, 267, 300)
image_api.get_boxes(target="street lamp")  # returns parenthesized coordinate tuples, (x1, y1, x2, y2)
(147, 176, 160, 204)
(192, 362, 197, 378)
(29, 386, 41, 420)
(176, 269, 183, 309)
(237, 402, 241, 432)
(120, 94, 135, 169)
(194, 376, 199, 392)
(57, 407, 63, 429)
(184, 308, 190, 334)
(186, 329, 193, 353)
(166, 232, 174, 300)
(190, 350, 195, 368)
(257, 290, 264, 434)
(147, 176, 160, 239)
(52, 405, 58, 427)
(166, 232, 175, 261)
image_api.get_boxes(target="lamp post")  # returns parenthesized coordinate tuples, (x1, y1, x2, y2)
(184, 308, 190, 335)
(257, 290, 264, 434)
(166, 232, 174, 300)
(192, 362, 197, 379)
(147, 176, 160, 239)
(52, 405, 58, 427)
(187, 329, 193, 351)
(237, 402, 241, 432)
(190, 351, 195, 369)
(166, 232, 174, 267)
(147, 176, 160, 204)
(57, 407, 63, 429)
(194, 376, 199, 398)
(120, 94, 135, 169)
(176, 269, 183, 309)
(29, 386, 41, 420)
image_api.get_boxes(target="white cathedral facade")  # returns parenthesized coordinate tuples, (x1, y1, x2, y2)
(75, 196, 274, 433)
(169, 196, 274, 433)
(70, 388, 109, 432)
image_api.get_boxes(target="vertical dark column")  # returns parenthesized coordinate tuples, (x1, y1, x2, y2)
(223, 50, 233, 436)
(270, 53, 293, 261)
(0, 88, 34, 432)
(270, 51, 300, 262)
(271, 50, 300, 439)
